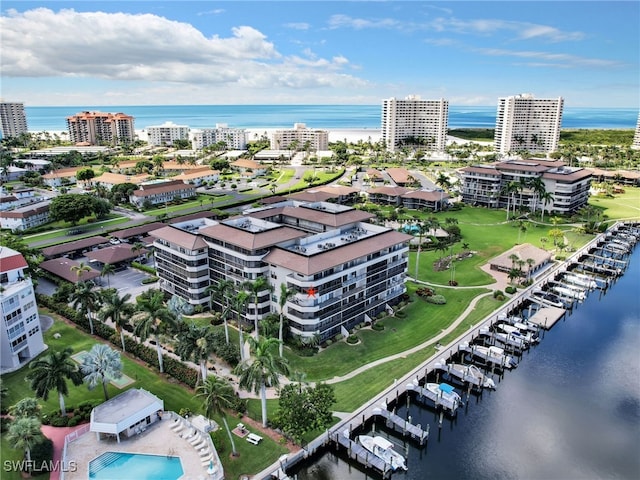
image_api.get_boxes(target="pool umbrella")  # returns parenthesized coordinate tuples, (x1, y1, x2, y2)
(207, 460, 215, 475)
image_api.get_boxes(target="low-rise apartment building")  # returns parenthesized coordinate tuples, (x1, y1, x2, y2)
(271, 123, 329, 152)
(42, 167, 79, 188)
(151, 201, 412, 341)
(459, 159, 592, 215)
(1, 247, 46, 372)
(129, 180, 197, 208)
(0, 200, 51, 232)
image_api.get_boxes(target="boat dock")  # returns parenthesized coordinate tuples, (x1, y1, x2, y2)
(405, 382, 461, 415)
(333, 431, 392, 478)
(371, 407, 429, 445)
(527, 306, 565, 329)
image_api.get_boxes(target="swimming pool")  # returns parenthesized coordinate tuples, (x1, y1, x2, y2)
(88, 452, 183, 480)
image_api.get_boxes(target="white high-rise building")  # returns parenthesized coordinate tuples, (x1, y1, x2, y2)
(190, 124, 247, 150)
(494, 93, 563, 155)
(632, 112, 640, 150)
(0, 101, 29, 139)
(381, 95, 448, 152)
(145, 121, 190, 146)
(1, 247, 46, 372)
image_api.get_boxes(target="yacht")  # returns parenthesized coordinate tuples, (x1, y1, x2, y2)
(357, 435, 407, 471)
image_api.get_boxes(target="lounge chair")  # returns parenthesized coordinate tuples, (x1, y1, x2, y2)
(192, 439, 207, 450)
(188, 434, 202, 445)
(198, 448, 211, 458)
(170, 420, 183, 431)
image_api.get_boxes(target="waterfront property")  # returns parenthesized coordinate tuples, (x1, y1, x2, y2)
(151, 199, 412, 341)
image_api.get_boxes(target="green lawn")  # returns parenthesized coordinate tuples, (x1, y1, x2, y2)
(589, 188, 640, 221)
(23, 216, 130, 245)
(143, 194, 234, 216)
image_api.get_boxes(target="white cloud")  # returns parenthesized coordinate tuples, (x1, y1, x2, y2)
(284, 22, 310, 30)
(0, 7, 366, 91)
(477, 47, 627, 69)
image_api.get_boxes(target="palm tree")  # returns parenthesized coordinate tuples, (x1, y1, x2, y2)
(131, 241, 146, 261)
(175, 324, 217, 382)
(81, 343, 123, 401)
(26, 347, 82, 416)
(234, 291, 250, 362)
(70, 280, 101, 335)
(234, 336, 289, 427)
(528, 177, 546, 214)
(9, 398, 41, 419)
(502, 181, 520, 220)
(207, 279, 234, 344)
(98, 290, 134, 352)
(289, 370, 309, 394)
(7, 417, 44, 465)
(539, 191, 555, 223)
(242, 277, 272, 341)
(526, 258, 536, 281)
(278, 283, 294, 357)
(70, 261, 91, 281)
(196, 376, 239, 457)
(132, 290, 175, 373)
(414, 222, 429, 281)
(100, 263, 115, 288)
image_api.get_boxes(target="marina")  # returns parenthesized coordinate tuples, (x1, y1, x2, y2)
(264, 222, 639, 479)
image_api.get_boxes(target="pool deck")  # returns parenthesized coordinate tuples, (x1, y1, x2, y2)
(63, 413, 220, 480)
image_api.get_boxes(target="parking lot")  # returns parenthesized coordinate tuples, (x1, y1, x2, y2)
(36, 257, 158, 301)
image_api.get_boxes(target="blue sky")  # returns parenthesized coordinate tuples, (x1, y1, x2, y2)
(1, 1, 638, 107)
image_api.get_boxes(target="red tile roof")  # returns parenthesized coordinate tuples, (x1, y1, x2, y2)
(0, 253, 28, 273)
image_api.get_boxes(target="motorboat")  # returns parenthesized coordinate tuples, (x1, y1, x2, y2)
(357, 435, 407, 471)
(460, 342, 519, 368)
(426, 382, 462, 411)
(496, 323, 540, 344)
(435, 359, 496, 389)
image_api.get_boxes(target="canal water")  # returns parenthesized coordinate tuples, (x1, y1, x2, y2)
(292, 247, 640, 480)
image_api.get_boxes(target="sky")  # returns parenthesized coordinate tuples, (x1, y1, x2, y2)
(1, 1, 638, 107)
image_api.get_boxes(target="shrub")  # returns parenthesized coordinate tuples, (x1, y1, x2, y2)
(346, 334, 359, 344)
(67, 415, 83, 427)
(131, 262, 157, 274)
(425, 294, 447, 305)
(49, 414, 69, 427)
(334, 334, 343, 341)
(493, 290, 504, 298)
(29, 438, 54, 476)
(371, 322, 385, 331)
(0, 416, 11, 433)
(141, 277, 159, 284)
(505, 286, 517, 294)
(395, 311, 407, 319)
(325, 339, 333, 346)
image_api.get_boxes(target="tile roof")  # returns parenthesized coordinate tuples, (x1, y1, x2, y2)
(0, 252, 28, 273)
(402, 190, 449, 201)
(41, 236, 110, 258)
(368, 186, 410, 196)
(386, 168, 412, 184)
(112, 222, 166, 239)
(150, 226, 208, 250)
(85, 244, 146, 264)
(40, 258, 100, 283)
(263, 230, 412, 276)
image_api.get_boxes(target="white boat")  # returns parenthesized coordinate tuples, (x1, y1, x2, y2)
(496, 323, 540, 344)
(563, 273, 598, 290)
(425, 382, 462, 411)
(357, 435, 407, 471)
(460, 342, 519, 368)
(435, 359, 497, 389)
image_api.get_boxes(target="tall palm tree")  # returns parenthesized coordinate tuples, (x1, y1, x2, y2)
(7, 417, 44, 465)
(98, 290, 134, 352)
(196, 376, 239, 457)
(278, 283, 294, 357)
(414, 222, 429, 281)
(242, 277, 272, 341)
(100, 263, 115, 288)
(207, 279, 234, 344)
(26, 347, 82, 416)
(70, 280, 101, 335)
(528, 177, 546, 214)
(502, 181, 520, 221)
(234, 291, 250, 362)
(234, 336, 289, 427)
(539, 191, 555, 223)
(175, 324, 217, 382)
(81, 343, 123, 401)
(132, 290, 175, 373)
(9, 398, 41, 419)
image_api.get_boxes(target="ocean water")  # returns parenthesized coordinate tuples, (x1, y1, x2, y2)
(291, 245, 640, 480)
(24, 105, 639, 132)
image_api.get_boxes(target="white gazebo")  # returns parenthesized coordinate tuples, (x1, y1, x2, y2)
(90, 388, 164, 443)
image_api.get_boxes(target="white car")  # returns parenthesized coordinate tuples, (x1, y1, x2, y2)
(109, 238, 121, 245)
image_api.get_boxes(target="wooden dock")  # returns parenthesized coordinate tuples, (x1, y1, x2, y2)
(527, 306, 565, 329)
(371, 407, 429, 445)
